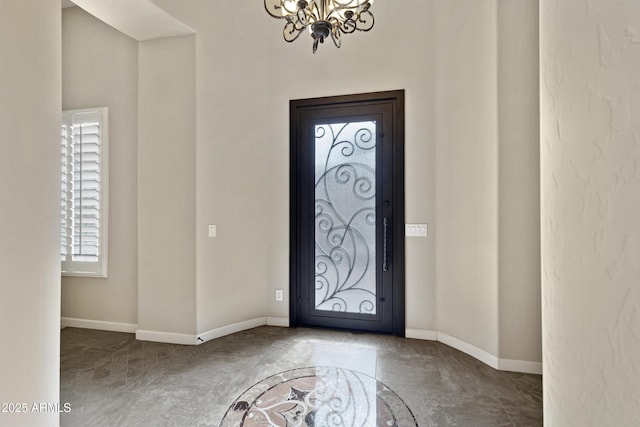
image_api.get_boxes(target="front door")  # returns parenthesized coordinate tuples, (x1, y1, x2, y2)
(290, 91, 405, 335)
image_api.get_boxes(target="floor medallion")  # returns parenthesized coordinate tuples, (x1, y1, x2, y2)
(219, 366, 418, 427)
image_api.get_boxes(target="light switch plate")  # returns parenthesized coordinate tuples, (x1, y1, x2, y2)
(405, 224, 428, 237)
(208, 225, 217, 237)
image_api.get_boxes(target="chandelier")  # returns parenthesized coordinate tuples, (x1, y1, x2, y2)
(264, 0, 375, 53)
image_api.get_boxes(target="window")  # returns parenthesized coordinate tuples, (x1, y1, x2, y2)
(61, 107, 109, 277)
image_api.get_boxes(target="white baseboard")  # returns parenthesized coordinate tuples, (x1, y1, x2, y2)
(60, 318, 541, 373)
(405, 328, 438, 341)
(266, 317, 290, 327)
(498, 358, 543, 375)
(136, 329, 198, 345)
(61, 317, 138, 333)
(406, 328, 541, 375)
(197, 317, 268, 344)
(437, 332, 499, 370)
(61, 318, 541, 374)
(61, 315, 290, 346)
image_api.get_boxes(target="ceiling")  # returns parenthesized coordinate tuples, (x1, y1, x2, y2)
(60, 0, 194, 41)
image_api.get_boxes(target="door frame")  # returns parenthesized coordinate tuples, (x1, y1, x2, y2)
(289, 90, 405, 336)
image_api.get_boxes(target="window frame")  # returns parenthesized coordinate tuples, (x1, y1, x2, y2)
(61, 107, 109, 278)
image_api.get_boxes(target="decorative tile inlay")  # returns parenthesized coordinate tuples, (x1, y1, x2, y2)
(219, 367, 417, 427)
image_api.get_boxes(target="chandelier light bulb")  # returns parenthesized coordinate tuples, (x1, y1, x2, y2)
(264, 0, 375, 53)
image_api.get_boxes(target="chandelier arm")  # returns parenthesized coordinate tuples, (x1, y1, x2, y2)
(264, 0, 287, 19)
(331, 27, 342, 49)
(296, 8, 306, 24)
(329, 0, 372, 9)
(339, 18, 357, 34)
(308, 1, 321, 22)
(324, 1, 371, 19)
(355, 10, 374, 32)
(332, 0, 370, 6)
(283, 20, 305, 43)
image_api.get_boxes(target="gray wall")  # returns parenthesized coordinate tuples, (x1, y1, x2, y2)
(497, 0, 541, 363)
(138, 34, 197, 336)
(61, 7, 139, 326)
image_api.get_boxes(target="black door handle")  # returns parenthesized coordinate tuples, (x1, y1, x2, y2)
(383, 217, 391, 272)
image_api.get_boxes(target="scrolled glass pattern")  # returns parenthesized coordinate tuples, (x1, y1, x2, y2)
(315, 121, 377, 315)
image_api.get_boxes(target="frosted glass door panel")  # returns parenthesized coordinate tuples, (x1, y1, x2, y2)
(314, 121, 377, 315)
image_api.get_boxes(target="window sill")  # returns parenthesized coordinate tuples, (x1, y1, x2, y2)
(62, 272, 108, 279)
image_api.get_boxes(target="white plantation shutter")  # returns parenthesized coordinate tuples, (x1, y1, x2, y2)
(61, 108, 109, 277)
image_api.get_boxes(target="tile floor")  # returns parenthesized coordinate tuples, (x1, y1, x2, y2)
(60, 326, 542, 426)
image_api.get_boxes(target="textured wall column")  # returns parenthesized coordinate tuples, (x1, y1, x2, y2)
(0, 2, 62, 426)
(541, 0, 640, 424)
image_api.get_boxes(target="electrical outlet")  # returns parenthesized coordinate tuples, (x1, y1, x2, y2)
(208, 225, 217, 237)
(275, 289, 284, 301)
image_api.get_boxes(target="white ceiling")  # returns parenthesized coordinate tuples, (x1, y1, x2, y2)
(62, 0, 194, 41)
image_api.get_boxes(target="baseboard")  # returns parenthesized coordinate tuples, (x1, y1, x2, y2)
(197, 317, 268, 344)
(62, 315, 290, 346)
(498, 358, 543, 375)
(61, 317, 138, 333)
(405, 328, 438, 340)
(136, 329, 198, 345)
(61, 318, 541, 373)
(266, 317, 290, 327)
(406, 328, 541, 375)
(437, 332, 500, 369)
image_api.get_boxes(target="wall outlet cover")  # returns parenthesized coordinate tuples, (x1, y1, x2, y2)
(405, 224, 428, 237)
